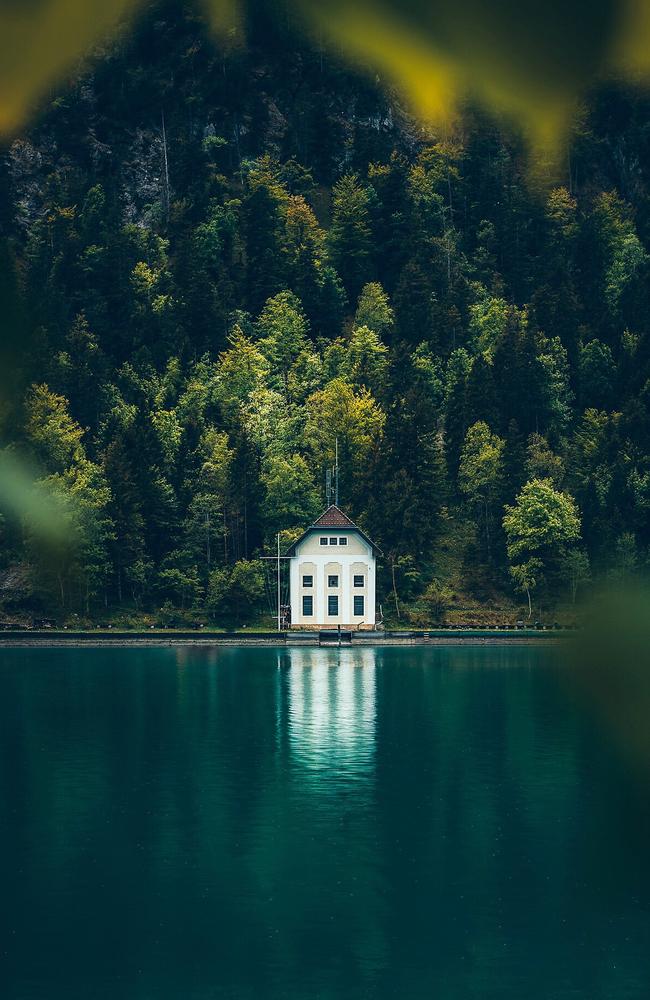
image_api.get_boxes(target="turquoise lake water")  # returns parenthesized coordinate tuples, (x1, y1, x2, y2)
(1, 645, 649, 999)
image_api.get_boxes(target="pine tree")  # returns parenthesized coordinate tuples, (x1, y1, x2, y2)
(328, 174, 374, 301)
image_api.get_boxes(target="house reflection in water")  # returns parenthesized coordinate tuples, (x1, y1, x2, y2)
(285, 647, 377, 776)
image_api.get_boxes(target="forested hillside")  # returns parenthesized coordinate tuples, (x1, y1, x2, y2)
(1, 0, 650, 626)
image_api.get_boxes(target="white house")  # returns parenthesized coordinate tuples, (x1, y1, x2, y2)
(287, 506, 381, 629)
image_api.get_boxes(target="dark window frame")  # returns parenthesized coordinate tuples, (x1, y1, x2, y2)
(328, 595, 339, 616)
(302, 595, 313, 616)
(353, 595, 365, 616)
(319, 537, 328, 546)
(328, 574, 339, 588)
(354, 575, 364, 587)
(302, 575, 313, 587)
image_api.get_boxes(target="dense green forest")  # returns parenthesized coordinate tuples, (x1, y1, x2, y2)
(1, 0, 650, 627)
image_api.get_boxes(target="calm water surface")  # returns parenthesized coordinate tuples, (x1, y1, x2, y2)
(1, 645, 649, 999)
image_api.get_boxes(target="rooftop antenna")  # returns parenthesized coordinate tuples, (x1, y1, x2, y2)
(325, 467, 332, 506)
(335, 437, 339, 506)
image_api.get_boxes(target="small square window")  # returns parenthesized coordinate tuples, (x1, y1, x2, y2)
(302, 575, 313, 587)
(339, 537, 348, 546)
(328, 595, 339, 616)
(302, 595, 313, 616)
(354, 575, 364, 587)
(320, 537, 328, 545)
(329, 537, 338, 545)
(328, 575, 339, 587)
(354, 595, 365, 616)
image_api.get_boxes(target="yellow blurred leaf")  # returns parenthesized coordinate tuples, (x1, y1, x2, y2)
(2, 0, 650, 153)
(202, 0, 242, 38)
(0, 0, 245, 136)
(0, 0, 145, 134)
(296, 0, 650, 151)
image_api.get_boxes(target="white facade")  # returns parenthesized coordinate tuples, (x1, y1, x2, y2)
(288, 509, 378, 629)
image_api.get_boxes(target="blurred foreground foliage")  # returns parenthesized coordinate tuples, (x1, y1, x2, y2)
(0, 0, 142, 135)
(3, 1, 650, 145)
(567, 587, 650, 770)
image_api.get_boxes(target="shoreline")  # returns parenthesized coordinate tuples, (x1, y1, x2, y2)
(0, 628, 569, 649)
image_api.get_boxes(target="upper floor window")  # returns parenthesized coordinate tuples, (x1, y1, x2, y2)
(302, 575, 313, 587)
(320, 537, 328, 545)
(354, 575, 364, 587)
(339, 537, 348, 546)
(329, 537, 338, 545)
(328, 575, 339, 588)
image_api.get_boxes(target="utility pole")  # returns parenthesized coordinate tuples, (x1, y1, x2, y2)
(261, 542, 291, 630)
(325, 439, 340, 508)
(277, 532, 281, 632)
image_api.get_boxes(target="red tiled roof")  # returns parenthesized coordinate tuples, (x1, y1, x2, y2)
(285, 505, 382, 556)
(312, 505, 357, 528)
